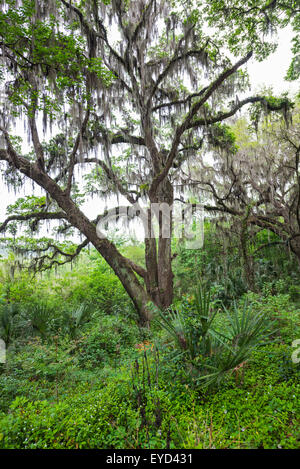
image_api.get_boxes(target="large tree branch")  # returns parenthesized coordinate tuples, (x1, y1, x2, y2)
(110, 134, 145, 146)
(149, 51, 253, 197)
(1, 144, 150, 314)
(54, 129, 145, 185)
(66, 107, 90, 195)
(28, 238, 90, 272)
(186, 95, 289, 130)
(87, 159, 137, 205)
(0, 211, 67, 233)
(0, 129, 20, 167)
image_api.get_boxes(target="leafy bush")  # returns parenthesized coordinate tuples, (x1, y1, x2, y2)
(241, 291, 300, 341)
(53, 254, 131, 314)
(61, 303, 90, 339)
(77, 315, 141, 369)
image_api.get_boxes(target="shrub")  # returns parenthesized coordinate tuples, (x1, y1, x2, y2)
(77, 315, 141, 369)
(155, 284, 276, 388)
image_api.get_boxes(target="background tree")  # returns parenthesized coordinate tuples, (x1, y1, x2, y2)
(0, 0, 298, 323)
(193, 102, 300, 290)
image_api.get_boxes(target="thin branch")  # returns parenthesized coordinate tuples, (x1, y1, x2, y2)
(29, 114, 46, 171)
(151, 86, 209, 112)
(65, 107, 90, 195)
(146, 25, 196, 107)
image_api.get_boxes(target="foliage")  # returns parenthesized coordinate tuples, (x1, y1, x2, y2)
(61, 303, 90, 339)
(0, 342, 299, 449)
(0, 303, 18, 345)
(77, 314, 140, 369)
(155, 283, 277, 388)
(0, 243, 299, 448)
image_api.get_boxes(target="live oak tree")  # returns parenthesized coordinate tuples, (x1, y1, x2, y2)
(0, 0, 298, 323)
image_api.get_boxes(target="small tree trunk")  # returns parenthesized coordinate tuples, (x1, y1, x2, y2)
(290, 236, 300, 270)
(240, 211, 256, 292)
(157, 236, 173, 308)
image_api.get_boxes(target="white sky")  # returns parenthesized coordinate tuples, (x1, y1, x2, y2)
(0, 27, 299, 240)
(247, 27, 298, 96)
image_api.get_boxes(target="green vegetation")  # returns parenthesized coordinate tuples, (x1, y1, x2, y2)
(0, 231, 299, 449)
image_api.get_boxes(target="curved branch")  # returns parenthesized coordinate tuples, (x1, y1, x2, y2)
(187, 95, 289, 130)
(0, 211, 67, 233)
(30, 238, 90, 272)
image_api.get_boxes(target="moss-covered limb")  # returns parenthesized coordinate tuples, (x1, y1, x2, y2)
(149, 51, 254, 197)
(151, 85, 210, 113)
(187, 95, 294, 131)
(28, 238, 90, 273)
(240, 206, 256, 292)
(1, 142, 152, 322)
(146, 24, 198, 107)
(0, 212, 67, 234)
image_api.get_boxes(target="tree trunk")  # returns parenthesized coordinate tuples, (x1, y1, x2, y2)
(145, 235, 160, 305)
(145, 178, 174, 309)
(241, 215, 256, 292)
(290, 236, 300, 270)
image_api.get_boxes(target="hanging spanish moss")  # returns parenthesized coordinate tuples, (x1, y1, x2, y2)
(0, 0, 296, 287)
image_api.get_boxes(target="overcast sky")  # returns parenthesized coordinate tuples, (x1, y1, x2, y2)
(247, 26, 298, 96)
(0, 26, 299, 239)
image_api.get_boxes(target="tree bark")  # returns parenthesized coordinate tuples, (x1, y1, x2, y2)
(157, 178, 174, 308)
(290, 236, 300, 270)
(145, 177, 174, 309)
(241, 210, 256, 292)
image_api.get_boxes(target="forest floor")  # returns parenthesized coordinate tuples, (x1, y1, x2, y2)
(0, 253, 299, 449)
